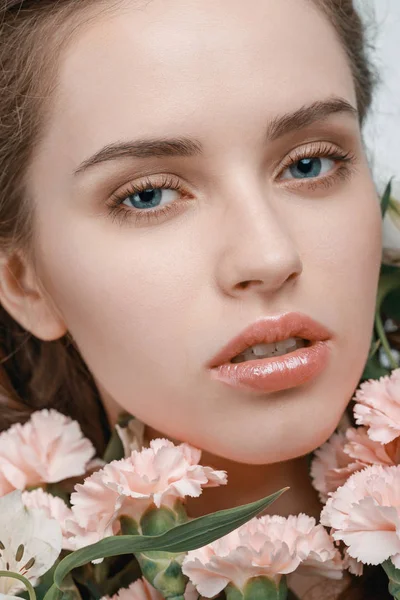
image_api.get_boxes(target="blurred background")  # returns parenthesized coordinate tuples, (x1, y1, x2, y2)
(357, 0, 400, 186)
(355, 0, 400, 373)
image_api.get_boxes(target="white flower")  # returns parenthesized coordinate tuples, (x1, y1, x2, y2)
(0, 490, 62, 596)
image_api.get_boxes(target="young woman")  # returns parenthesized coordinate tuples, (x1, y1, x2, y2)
(0, 0, 387, 597)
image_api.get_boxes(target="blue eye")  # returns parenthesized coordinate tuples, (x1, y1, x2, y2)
(282, 157, 335, 180)
(122, 187, 178, 210)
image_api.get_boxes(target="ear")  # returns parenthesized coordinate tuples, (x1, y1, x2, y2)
(0, 250, 67, 341)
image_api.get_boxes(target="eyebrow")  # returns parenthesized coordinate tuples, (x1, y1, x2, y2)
(73, 96, 358, 177)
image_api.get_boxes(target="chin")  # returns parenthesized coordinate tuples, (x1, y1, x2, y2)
(194, 417, 341, 466)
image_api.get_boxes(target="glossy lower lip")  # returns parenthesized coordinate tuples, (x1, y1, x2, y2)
(209, 341, 331, 393)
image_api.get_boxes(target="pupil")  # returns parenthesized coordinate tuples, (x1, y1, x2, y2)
(298, 159, 313, 174)
(290, 158, 322, 179)
(131, 189, 162, 209)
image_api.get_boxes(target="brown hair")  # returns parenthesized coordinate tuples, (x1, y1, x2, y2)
(0, 2, 387, 597)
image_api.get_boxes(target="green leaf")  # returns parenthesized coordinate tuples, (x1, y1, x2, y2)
(45, 488, 287, 599)
(382, 287, 400, 322)
(382, 559, 400, 599)
(362, 354, 390, 381)
(381, 179, 393, 218)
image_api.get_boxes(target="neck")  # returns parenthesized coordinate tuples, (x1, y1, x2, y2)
(144, 425, 322, 520)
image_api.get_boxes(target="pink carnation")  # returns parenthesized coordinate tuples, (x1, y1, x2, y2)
(311, 427, 400, 502)
(22, 488, 75, 551)
(181, 514, 342, 598)
(320, 465, 400, 568)
(100, 578, 198, 600)
(353, 368, 400, 443)
(0, 409, 95, 494)
(310, 432, 365, 502)
(343, 551, 363, 577)
(69, 438, 227, 548)
(344, 427, 400, 467)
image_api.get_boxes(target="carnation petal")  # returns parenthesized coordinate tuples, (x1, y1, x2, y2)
(353, 369, 400, 443)
(310, 431, 365, 502)
(341, 530, 400, 565)
(182, 556, 231, 598)
(392, 553, 400, 569)
(22, 488, 75, 551)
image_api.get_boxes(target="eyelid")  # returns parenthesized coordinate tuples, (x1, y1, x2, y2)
(274, 140, 354, 179)
(109, 173, 190, 204)
(106, 172, 194, 227)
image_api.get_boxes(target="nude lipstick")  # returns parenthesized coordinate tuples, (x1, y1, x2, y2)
(207, 312, 333, 393)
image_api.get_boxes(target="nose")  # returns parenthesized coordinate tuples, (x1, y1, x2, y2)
(215, 181, 303, 299)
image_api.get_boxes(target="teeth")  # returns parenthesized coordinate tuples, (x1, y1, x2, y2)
(251, 343, 278, 356)
(231, 338, 307, 363)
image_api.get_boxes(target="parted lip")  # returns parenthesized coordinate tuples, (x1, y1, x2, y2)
(207, 312, 333, 368)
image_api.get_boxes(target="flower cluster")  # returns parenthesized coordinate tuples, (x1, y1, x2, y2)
(311, 368, 400, 580)
(0, 407, 344, 600)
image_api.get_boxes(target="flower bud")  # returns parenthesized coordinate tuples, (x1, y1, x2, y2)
(139, 501, 188, 536)
(225, 576, 288, 600)
(128, 501, 190, 599)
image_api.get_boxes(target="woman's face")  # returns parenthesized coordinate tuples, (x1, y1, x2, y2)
(27, 0, 382, 464)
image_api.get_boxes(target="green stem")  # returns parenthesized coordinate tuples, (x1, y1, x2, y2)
(375, 311, 399, 370)
(0, 570, 37, 600)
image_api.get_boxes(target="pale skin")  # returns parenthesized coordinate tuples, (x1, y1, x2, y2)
(0, 1, 383, 593)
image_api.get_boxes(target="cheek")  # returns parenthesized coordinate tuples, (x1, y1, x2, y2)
(307, 178, 382, 409)
(35, 215, 210, 398)
(318, 180, 382, 336)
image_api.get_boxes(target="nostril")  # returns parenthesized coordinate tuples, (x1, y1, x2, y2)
(237, 280, 262, 290)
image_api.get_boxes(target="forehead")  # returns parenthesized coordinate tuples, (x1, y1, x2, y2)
(42, 0, 356, 165)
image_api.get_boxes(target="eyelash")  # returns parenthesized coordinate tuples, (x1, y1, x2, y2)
(106, 142, 357, 226)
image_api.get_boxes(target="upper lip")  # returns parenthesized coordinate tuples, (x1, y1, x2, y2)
(207, 311, 333, 368)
